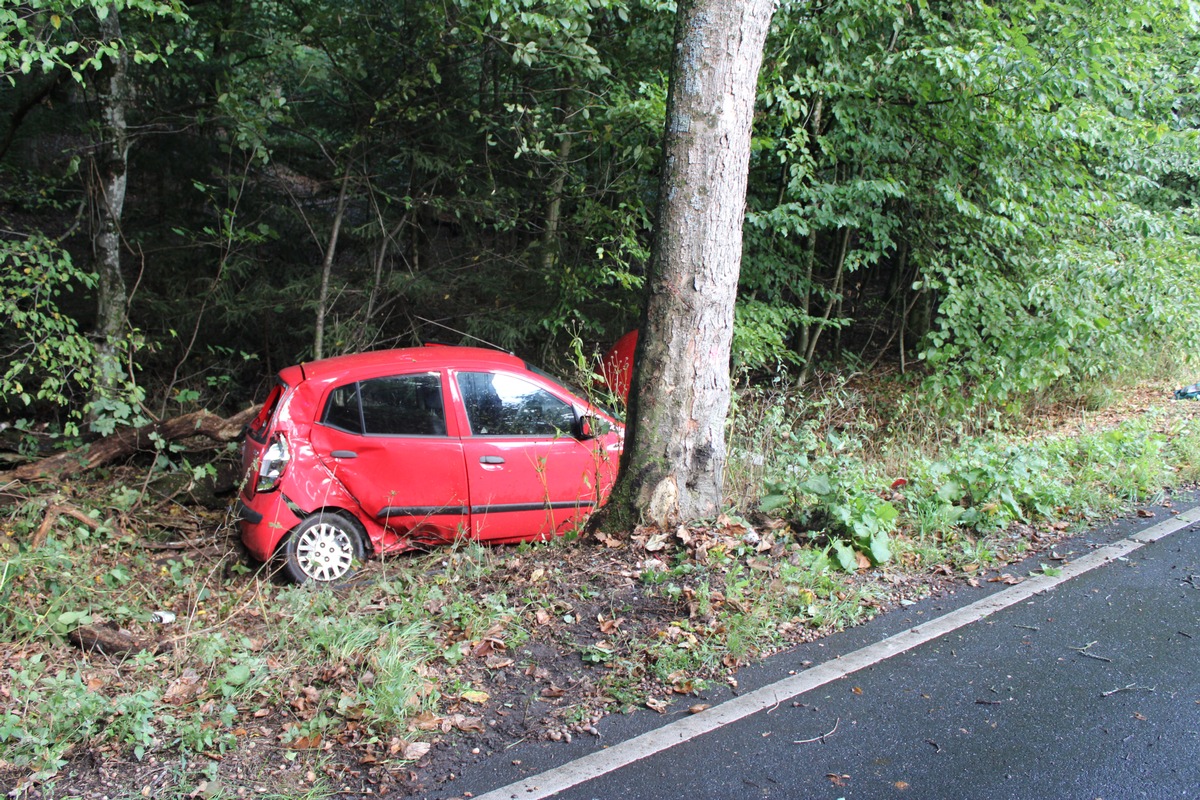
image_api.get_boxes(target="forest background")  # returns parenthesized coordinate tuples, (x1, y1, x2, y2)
(3, 0, 1199, 429)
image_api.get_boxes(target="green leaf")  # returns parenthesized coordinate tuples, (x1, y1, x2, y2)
(937, 482, 963, 503)
(758, 494, 790, 513)
(56, 611, 92, 629)
(868, 531, 892, 565)
(224, 664, 251, 686)
(873, 501, 899, 526)
(800, 475, 833, 496)
(830, 541, 858, 573)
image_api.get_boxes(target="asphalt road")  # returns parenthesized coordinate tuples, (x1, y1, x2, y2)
(448, 501, 1200, 800)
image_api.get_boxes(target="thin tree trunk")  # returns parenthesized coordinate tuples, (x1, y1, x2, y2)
(313, 168, 352, 360)
(795, 96, 822, 362)
(92, 5, 130, 402)
(890, 240, 909, 368)
(597, 0, 776, 529)
(899, 285, 924, 375)
(797, 227, 817, 359)
(799, 225, 851, 382)
(366, 213, 407, 326)
(541, 126, 573, 272)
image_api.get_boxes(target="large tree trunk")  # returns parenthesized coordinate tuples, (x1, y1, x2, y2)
(92, 5, 130, 400)
(599, 0, 775, 529)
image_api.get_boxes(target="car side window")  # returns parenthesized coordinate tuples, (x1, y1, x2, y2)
(322, 383, 363, 433)
(457, 372, 576, 436)
(322, 373, 447, 436)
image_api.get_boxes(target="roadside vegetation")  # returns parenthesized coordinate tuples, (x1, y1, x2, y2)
(2, 368, 1197, 798)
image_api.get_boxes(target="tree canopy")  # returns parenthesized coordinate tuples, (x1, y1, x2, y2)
(1, 0, 1198, 430)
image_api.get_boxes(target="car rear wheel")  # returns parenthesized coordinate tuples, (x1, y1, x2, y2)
(282, 512, 365, 584)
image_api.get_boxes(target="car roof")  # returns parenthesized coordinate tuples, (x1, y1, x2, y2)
(288, 345, 528, 383)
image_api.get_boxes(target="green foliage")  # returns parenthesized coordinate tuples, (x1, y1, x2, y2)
(746, 0, 1200, 392)
(1, 661, 112, 775)
(0, 236, 98, 421)
(737, 386, 897, 570)
(737, 375, 1200, 575)
(0, 505, 114, 642)
(0, 0, 1197, 484)
(732, 298, 804, 375)
(918, 213, 1200, 408)
(0, 235, 147, 435)
(0, 0, 187, 84)
(787, 470, 898, 570)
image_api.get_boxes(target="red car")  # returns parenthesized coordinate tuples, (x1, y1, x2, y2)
(599, 329, 637, 402)
(236, 346, 623, 583)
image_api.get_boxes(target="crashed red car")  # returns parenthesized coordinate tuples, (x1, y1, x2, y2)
(236, 346, 623, 583)
(599, 329, 637, 403)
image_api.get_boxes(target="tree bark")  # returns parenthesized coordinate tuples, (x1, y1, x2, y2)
(541, 113, 574, 273)
(92, 5, 130, 400)
(599, 0, 776, 529)
(313, 168, 352, 360)
(68, 623, 174, 657)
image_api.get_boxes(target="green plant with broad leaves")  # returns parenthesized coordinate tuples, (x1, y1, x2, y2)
(738, 370, 1200, 573)
(785, 471, 898, 571)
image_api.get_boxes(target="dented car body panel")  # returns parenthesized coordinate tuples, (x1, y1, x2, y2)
(236, 346, 623, 581)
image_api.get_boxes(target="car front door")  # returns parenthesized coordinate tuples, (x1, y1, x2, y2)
(455, 370, 609, 542)
(308, 371, 471, 545)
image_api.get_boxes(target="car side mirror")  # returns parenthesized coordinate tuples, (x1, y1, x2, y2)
(575, 414, 608, 441)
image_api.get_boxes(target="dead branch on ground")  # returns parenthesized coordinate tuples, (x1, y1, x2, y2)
(7, 406, 259, 483)
(67, 622, 175, 657)
(31, 502, 102, 548)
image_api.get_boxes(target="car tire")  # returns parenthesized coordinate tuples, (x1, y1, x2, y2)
(281, 511, 366, 584)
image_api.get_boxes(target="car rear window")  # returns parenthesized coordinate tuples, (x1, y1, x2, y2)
(322, 373, 447, 436)
(323, 383, 363, 432)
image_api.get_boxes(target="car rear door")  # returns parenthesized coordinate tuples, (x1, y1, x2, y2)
(307, 370, 470, 543)
(454, 370, 609, 542)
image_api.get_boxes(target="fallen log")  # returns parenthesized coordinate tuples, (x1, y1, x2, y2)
(68, 622, 174, 657)
(7, 405, 260, 482)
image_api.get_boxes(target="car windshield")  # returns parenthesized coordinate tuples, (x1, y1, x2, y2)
(525, 362, 621, 420)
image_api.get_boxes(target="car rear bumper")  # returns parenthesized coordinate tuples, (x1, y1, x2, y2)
(237, 490, 303, 563)
(235, 499, 263, 525)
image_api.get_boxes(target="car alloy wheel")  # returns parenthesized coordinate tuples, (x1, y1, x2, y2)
(283, 512, 365, 584)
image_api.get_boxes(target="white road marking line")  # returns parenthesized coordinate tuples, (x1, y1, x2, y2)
(472, 506, 1200, 800)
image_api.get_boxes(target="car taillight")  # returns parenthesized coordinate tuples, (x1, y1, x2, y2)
(256, 434, 290, 492)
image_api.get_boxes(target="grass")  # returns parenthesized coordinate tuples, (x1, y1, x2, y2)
(1, 371, 1198, 795)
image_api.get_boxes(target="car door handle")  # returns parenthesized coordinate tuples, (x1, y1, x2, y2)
(330, 450, 358, 459)
(479, 456, 505, 465)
